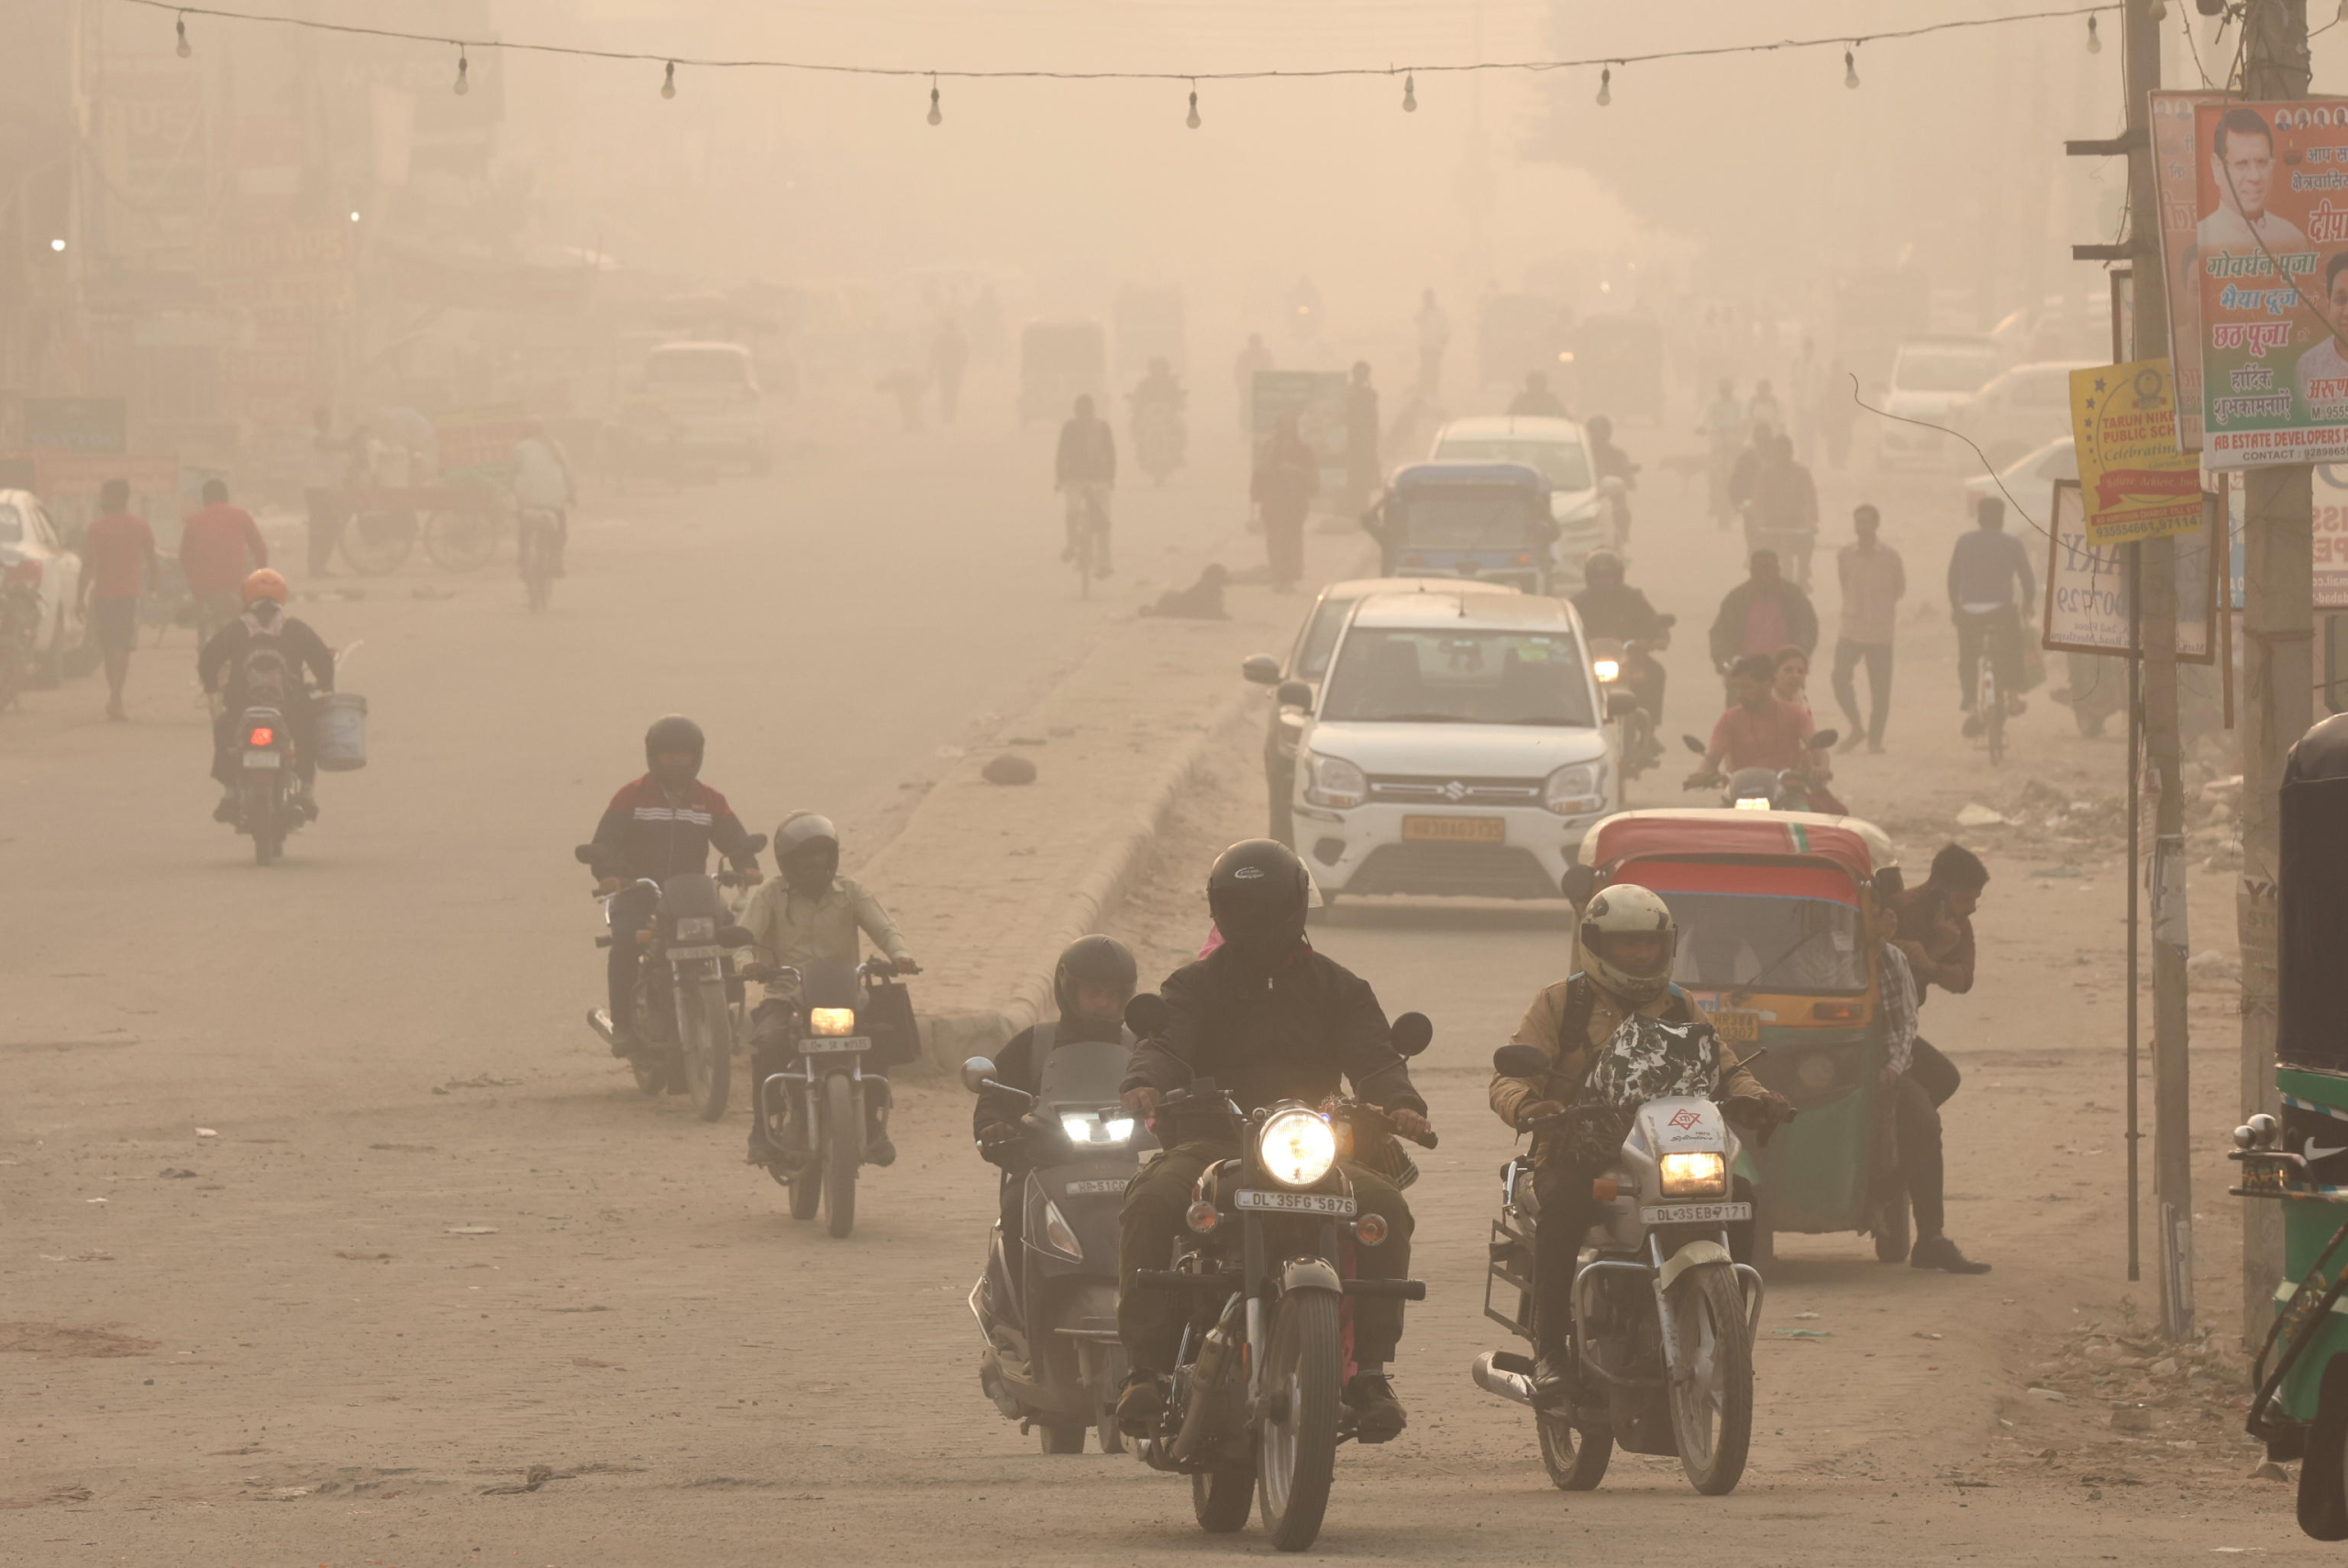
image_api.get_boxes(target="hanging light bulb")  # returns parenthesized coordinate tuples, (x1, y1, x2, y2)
(661, 61, 676, 99)
(1844, 48, 1860, 90)
(1401, 72, 1417, 113)
(175, 13, 190, 58)
(2087, 16, 2103, 53)
(927, 83, 942, 127)
(1186, 88, 1201, 130)
(1596, 66, 1611, 108)
(454, 48, 470, 96)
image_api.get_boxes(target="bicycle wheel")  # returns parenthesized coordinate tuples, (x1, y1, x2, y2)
(1982, 658, 2006, 766)
(341, 512, 416, 576)
(424, 509, 499, 572)
(1073, 515, 1094, 599)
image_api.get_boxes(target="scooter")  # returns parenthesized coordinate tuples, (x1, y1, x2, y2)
(961, 1032, 1152, 1454)
(1590, 619, 1673, 783)
(1472, 1043, 1767, 1496)
(1680, 731, 1840, 812)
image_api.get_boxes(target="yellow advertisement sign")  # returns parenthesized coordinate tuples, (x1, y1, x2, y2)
(2069, 359, 2206, 545)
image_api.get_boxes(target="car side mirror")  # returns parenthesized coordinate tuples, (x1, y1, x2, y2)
(1682, 734, 1706, 755)
(1241, 654, 1281, 686)
(1275, 680, 1312, 710)
(1124, 992, 1168, 1039)
(1808, 728, 1839, 750)
(1560, 865, 1599, 907)
(1390, 1012, 1433, 1057)
(573, 844, 599, 865)
(960, 1056, 998, 1094)
(1605, 689, 1639, 719)
(1493, 1044, 1551, 1079)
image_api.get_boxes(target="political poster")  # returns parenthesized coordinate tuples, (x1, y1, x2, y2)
(2069, 359, 2205, 545)
(2192, 99, 2348, 469)
(2152, 91, 2227, 448)
(2043, 480, 2216, 663)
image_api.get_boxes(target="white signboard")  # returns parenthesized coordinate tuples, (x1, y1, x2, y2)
(2043, 480, 2216, 664)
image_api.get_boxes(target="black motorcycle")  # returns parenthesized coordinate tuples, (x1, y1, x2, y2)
(1126, 996, 1434, 1552)
(755, 957, 913, 1239)
(962, 1033, 1151, 1453)
(234, 705, 310, 866)
(578, 837, 764, 1119)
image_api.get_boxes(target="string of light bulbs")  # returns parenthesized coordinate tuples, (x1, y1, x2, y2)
(136, 0, 2121, 126)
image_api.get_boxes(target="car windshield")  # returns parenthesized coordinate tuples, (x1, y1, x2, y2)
(1657, 891, 1867, 994)
(1432, 437, 1593, 491)
(1893, 347, 1997, 394)
(1294, 596, 1357, 679)
(0, 503, 21, 546)
(1322, 626, 1594, 726)
(1388, 488, 1546, 550)
(647, 349, 749, 386)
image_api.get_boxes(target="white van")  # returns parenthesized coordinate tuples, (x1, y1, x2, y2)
(1946, 360, 2099, 470)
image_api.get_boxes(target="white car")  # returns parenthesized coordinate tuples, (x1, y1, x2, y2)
(639, 341, 771, 471)
(1962, 436, 2076, 526)
(1877, 337, 2001, 466)
(1946, 360, 2099, 470)
(0, 489, 87, 679)
(1290, 591, 1613, 902)
(1428, 415, 1610, 586)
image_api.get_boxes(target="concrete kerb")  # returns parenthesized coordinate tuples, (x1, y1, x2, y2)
(913, 685, 1254, 1076)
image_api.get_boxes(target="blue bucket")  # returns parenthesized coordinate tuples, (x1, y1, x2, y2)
(314, 691, 368, 772)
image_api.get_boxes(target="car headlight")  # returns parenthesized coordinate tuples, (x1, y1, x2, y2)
(1060, 1112, 1136, 1147)
(1257, 1108, 1337, 1188)
(1302, 751, 1367, 810)
(1040, 1197, 1083, 1261)
(1591, 657, 1622, 683)
(808, 1007, 858, 1036)
(1658, 1151, 1728, 1198)
(1544, 761, 1606, 816)
(674, 916, 716, 941)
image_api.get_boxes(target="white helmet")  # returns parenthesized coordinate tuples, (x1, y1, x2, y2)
(1579, 883, 1678, 1004)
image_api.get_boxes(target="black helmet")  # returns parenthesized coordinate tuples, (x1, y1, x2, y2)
(1207, 839, 1312, 961)
(1054, 934, 1138, 1024)
(644, 715, 704, 788)
(776, 811, 840, 889)
(1581, 547, 1623, 584)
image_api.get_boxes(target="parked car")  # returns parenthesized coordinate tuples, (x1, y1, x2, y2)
(0, 490, 88, 685)
(1288, 591, 1613, 903)
(1876, 337, 2001, 466)
(1946, 360, 2099, 471)
(637, 341, 771, 472)
(1243, 577, 1520, 845)
(1428, 415, 1609, 586)
(1962, 436, 2076, 525)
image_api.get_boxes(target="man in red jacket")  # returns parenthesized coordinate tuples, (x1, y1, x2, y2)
(177, 479, 269, 636)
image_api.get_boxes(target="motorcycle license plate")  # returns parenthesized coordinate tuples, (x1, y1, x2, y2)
(1063, 1178, 1129, 1197)
(1234, 1189, 1357, 1218)
(1707, 1010, 1762, 1042)
(1402, 815, 1503, 844)
(799, 1036, 871, 1055)
(1640, 1201, 1752, 1226)
(242, 751, 282, 769)
(664, 944, 725, 960)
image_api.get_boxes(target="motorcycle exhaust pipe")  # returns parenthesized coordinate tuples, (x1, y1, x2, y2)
(1168, 1296, 1246, 1465)
(585, 1008, 616, 1047)
(1471, 1350, 1537, 1408)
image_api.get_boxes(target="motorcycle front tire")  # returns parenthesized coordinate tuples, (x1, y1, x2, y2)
(1191, 1466, 1254, 1533)
(682, 974, 732, 1122)
(822, 1072, 858, 1238)
(1664, 1262, 1754, 1496)
(1255, 1289, 1341, 1551)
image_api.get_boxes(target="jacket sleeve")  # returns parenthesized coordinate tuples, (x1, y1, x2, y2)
(1890, 547, 1908, 603)
(294, 623, 335, 692)
(1718, 1043, 1767, 1100)
(1945, 538, 1963, 608)
(1708, 585, 1742, 666)
(1122, 967, 1204, 1096)
(1332, 969, 1425, 1116)
(975, 1028, 1036, 1138)
(1490, 986, 1567, 1128)
(244, 513, 270, 569)
(739, 880, 780, 969)
(1789, 588, 1819, 654)
(196, 621, 237, 692)
(589, 789, 634, 880)
(849, 882, 914, 963)
(1935, 920, 1977, 995)
(708, 801, 757, 869)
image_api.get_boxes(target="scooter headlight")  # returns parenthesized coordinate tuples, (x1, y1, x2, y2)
(808, 1007, 858, 1037)
(1059, 1112, 1137, 1147)
(1257, 1109, 1337, 1188)
(1658, 1151, 1729, 1198)
(1591, 658, 1622, 683)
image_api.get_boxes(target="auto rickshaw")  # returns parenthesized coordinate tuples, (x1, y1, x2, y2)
(1362, 460, 1560, 593)
(1019, 319, 1107, 428)
(2232, 713, 2348, 1540)
(1567, 808, 1907, 1266)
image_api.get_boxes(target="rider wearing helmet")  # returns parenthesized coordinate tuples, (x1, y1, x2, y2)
(1571, 548, 1671, 724)
(196, 568, 336, 823)
(737, 811, 918, 1170)
(586, 716, 760, 1058)
(1113, 839, 1432, 1443)
(1490, 883, 1789, 1400)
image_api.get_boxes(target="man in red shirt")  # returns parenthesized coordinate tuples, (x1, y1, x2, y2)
(176, 479, 269, 636)
(75, 478, 158, 722)
(1690, 652, 1814, 780)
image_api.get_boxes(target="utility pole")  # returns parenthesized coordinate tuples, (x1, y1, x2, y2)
(2239, 0, 2316, 1347)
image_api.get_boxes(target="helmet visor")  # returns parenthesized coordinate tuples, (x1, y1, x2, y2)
(1593, 929, 1673, 980)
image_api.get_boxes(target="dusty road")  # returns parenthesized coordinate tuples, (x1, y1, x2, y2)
(2, 417, 2318, 1565)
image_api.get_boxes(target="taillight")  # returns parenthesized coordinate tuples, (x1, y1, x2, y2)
(1812, 1000, 1865, 1022)
(247, 726, 274, 746)
(3, 559, 39, 585)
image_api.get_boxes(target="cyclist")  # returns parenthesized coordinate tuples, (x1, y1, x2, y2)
(1055, 394, 1117, 577)
(1945, 497, 2034, 737)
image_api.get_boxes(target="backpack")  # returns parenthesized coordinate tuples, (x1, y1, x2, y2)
(1547, 975, 1715, 1168)
(236, 615, 295, 711)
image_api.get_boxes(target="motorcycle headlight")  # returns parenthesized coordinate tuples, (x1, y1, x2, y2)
(1302, 751, 1367, 810)
(1658, 1151, 1729, 1198)
(808, 1007, 858, 1037)
(1060, 1112, 1137, 1147)
(1544, 761, 1605, 816)
(1591, 657, 1622, 683)
(674, 916, 716, 941)
(1257, 1109, 1337, 1188)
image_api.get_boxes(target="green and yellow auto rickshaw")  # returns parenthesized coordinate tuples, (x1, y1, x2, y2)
(2233, 713, 2348, 1540)
(1569, 808, 1907, 1266)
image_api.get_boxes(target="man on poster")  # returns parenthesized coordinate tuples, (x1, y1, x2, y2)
(2198, 106, 2309, 257)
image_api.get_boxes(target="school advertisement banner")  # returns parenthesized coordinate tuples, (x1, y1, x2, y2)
(2193, 100, 2348, 469)
(2068, 358, 2205, 545)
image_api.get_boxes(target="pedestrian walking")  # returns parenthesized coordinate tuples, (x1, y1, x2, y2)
(1831, 503, 1904, 754)
(75, 477, 157, 722)
(176, 479, 269, 639)
(1707, 549, 1817, 695)
(1251, 412, 1319, 593)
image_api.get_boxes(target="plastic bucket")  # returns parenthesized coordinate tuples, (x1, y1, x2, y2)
(314, 691, 368, 772)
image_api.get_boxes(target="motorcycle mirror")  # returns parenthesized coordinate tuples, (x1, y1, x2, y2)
(1390, 1011, 1434, 1057)
(1682, 734, 1706, 755)
(1808, 729, 1839, 750)
(1560, 864, 1599, 907)
(743, 832, 770, 856)
(1493, 1043, 1551, 1079)
(1605, 689, 1639, 719)
(959, 1056, 999, 1095)
(1124, 992, 1168, 1038)
(572, 844, 599, 865)
(1657, 612, 1678, 628)
(1275, 679, 1313, 710)
(1240, 654, 1280, 686)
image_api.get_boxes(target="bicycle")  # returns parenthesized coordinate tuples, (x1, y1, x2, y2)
(1965, 624, 2009, 767)
(1067, 485, 1110, 599)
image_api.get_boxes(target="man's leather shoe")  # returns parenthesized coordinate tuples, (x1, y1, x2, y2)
(1911, 1234, 1991, 1274)
(1344, 1373, 1407, 1442)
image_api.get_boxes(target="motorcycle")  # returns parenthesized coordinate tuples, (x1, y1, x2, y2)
(754, 956, 914, 1239)
(233, 705, 313, 866)
(1134, 396, 1187, 486)
(1125, 995, 1434, 1552)
(577, 836, 765, 1119)
(1680, 731, 1839, 812)
(1589, 618, 1673, 783)
(961, 1034, 1152, 1454)
(1472, 1043, 1767, 1496)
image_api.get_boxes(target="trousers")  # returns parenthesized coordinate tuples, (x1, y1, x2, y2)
(1895, 1038, 1962, 1238)
(1830, 638, 1893, 746)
